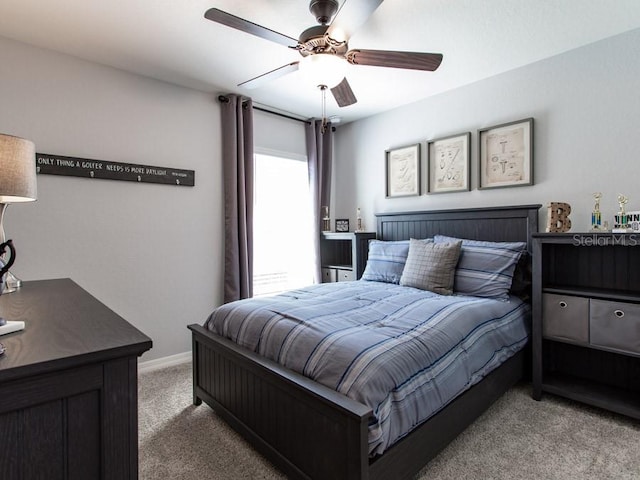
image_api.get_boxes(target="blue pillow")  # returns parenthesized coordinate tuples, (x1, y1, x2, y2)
(434, 235, 527, 300)
(361, 240, 410, 284)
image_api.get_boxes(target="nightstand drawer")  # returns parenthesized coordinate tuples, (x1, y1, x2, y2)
(322, 268, 337, 283)
(542, 293, 589, 343)
(590, 299, 640, 355)
(337, 269, 355, 282)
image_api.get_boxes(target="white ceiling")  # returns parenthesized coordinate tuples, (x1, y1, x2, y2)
(1, 0, 640, 123)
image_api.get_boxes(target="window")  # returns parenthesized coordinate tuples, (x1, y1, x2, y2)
(253, 152, 314, 296)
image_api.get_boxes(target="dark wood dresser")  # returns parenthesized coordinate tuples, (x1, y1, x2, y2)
(0, 278, 152, 479)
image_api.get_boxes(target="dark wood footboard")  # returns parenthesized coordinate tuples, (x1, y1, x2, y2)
(189, 324, 371, 480)
(190, 324, 525, 480)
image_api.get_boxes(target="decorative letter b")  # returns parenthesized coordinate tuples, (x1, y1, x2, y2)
(546, 202, 572, 233)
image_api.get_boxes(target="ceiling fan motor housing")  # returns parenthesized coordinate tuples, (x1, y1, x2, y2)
(297, 26, 348, 57)
(309, 0, 339, 25)
(298, 24, 347, 57)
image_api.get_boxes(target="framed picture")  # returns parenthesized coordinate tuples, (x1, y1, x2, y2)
(478, 118, 533, 189)
(385, 144, 420, 198)
(335, 219, 349, 232)
(427, 132, 471, 194)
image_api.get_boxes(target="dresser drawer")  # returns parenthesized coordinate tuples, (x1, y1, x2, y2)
(542, 293, 589, 343)
(337, 269, 355, 282)
(322, 268, 337, 283)
(590, 299, 640, 355)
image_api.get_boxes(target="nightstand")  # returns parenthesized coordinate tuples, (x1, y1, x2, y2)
(320, 231, 376, 282)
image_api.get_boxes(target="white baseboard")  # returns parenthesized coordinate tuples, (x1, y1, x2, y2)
(138, 351, 191, 374)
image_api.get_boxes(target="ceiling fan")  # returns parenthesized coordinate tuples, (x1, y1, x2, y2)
(204, 0, 443, 108)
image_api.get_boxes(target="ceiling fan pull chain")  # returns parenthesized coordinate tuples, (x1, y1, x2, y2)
(320, 84, 328, 134)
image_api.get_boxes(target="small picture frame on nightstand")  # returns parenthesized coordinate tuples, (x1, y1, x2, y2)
(335, 219, 349, 232)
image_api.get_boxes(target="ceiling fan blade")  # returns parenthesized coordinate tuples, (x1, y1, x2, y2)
(326, 0, 384, 42)
(346, 49, 443, 71)
(330, 77, 357, 107)
(204, 8, 298, 47)
(238, 62, 300, 89)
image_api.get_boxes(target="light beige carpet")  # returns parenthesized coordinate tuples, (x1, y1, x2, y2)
(139, 362, 640, 479)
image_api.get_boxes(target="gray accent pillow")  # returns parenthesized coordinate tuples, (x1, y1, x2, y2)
(400, 239, 462, 295)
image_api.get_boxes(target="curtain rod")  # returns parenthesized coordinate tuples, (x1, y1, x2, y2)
(254, 105, 311, 125)
(218, 95, 311, 125)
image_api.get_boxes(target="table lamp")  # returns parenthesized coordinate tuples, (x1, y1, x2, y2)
(0, 133, 38, 293)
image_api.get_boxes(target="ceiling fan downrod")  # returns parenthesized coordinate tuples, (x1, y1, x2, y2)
(309, 0, 339, 25)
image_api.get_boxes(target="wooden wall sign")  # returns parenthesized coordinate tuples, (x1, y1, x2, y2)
(36, 153, 195, 186)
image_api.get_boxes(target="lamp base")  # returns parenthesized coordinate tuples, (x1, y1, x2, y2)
(2, 270, 22, 294)
(0, 320, 25, 336)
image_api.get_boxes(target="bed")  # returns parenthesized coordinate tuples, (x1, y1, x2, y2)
(189, 204, 540, 480)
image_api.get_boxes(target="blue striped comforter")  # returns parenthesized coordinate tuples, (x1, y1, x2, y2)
(204, 281, 530, 455)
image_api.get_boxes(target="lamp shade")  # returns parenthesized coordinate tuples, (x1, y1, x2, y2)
(0, 134, 37, 203)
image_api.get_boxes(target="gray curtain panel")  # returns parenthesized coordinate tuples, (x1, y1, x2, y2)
(220, 95, 254, 302)
(306, 120, 333, 284)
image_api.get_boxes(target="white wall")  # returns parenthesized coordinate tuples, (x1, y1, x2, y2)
(0, 36, 222, 361)
(333, 28, 640, 233)
(0, 36, 310, 363)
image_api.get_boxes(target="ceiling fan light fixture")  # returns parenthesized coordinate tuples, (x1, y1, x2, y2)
(326, 27, 347, 44)
(299, 53, 346, 88)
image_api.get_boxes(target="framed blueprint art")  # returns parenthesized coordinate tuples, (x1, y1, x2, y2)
(478, 118, 533, 189)
(386, 143, 420, 198)
(427, 132, 470, 194)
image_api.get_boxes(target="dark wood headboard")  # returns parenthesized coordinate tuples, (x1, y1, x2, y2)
(376, 204, 541, 251)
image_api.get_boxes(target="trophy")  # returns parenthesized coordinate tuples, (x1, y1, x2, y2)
(613, 194, 631, 232)
(321, 206, 331, 232)
(355, 207, 364, 232)
(590, 192, 602, 231)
